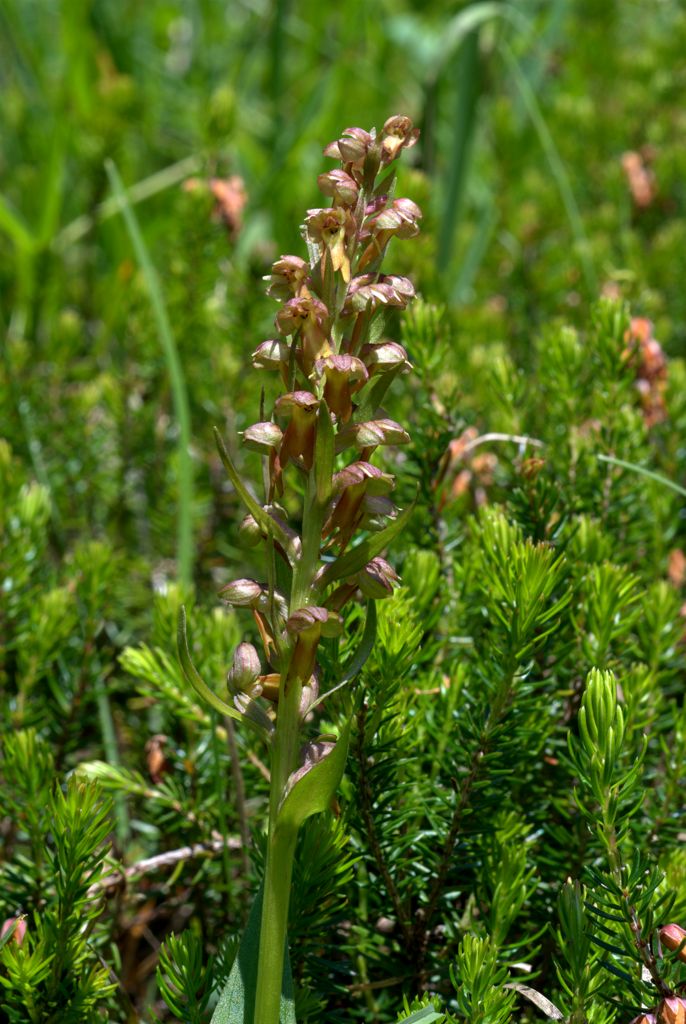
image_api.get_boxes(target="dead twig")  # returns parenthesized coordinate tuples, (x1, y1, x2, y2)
(88, 836, 241, 898)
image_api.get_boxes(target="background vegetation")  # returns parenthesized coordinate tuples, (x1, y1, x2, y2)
(1, 1, 685, 1021)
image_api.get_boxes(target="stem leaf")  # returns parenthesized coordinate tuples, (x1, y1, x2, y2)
(314, 400, 335, 505)
(398, 1009, 445, 1023)
(210, 883, 295, 1024)
(177, 607, 271, 738)
(214, 427, 292, 552)
(316, 501, 414, 591)
(276, 720, 351, 834)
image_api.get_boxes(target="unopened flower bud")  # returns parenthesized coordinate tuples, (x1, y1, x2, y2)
(219, 578, 264, 607)
(629, 1014, 656, 1024)
(317, 169, 359, 206)
(252, 338, 291, 372)
(323, 126, 374, 166)
(659, 997, 686, 1024)
(238, 513, 263, 547)
(660, 924, 686, 963)
(360, 341, 412, 376)
(227, 642, 262, 697)
(243, 421, 283, 454)
(337, 418, 410, 451)
(353, 557, 400, 599)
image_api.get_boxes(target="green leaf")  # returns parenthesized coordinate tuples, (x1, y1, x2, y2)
(598, 959, 636, 985)
(315, 502, 414, 591)
(355, 362, 405, 423)
(210, 884, 295, 1024)
(214, 428, 292, 552)
(177, 608, 271, 738)
(314, 400, 334, 505)
(106, 159, 194, 588)
(309, 602, 377, 711)
(0, 194, 36, 251)
(276, 720, 351, 834)
(341, 600, 377, 684)
(499, 43, 596, 293)
(398, 1008, 444, 1024)
(435, 2, 529, 74)
(589, 933, 630, 958)
(597, 453, 686, 499)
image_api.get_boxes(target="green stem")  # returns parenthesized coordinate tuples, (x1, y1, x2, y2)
(254, 821, 298, 1024)
(254, 667, 302, 1024)
(93, 672, 129, 848)
(254, 464, 327, 1023)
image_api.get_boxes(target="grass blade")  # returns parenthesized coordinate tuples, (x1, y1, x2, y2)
(598, 454, 686, 499)
(499, 41, 597, 294)
(437, 25, 481, 272)
(105, 158, 194, 587)
(54, 155, 201, 252)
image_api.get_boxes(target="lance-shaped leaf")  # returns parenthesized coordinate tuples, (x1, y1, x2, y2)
(276, 721, 351, 835)
(397, 1008, 444, 1024)
(354, 361, 407, 423)
(314, 399, 335, 505)
(214, 427, 291, 551)
(315, 501, 414, 591)
(210, 883, 295, 1024)
(309, 601, 378, 712)
(177, 607, 272, 739)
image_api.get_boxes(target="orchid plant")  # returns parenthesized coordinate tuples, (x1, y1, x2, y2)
(178, 115, 421, 1024)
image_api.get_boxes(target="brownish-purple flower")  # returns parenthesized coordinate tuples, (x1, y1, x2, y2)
(380, 115, 420, 165)
(286, 606, 343, 683)
(317, 169, 360, 206)
(314, 354, 368, 421)
(275, 295, 331, 372)
(266, 255, 310, 300)
(275, 391, 320, 469)
(360, 340, 412, 376)
(305, 207, 355, 282)
(323, 462, 395, 548)
(323, 126, 374, 167)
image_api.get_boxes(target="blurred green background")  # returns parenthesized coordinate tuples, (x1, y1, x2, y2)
(2, 0, 686, 575)
(2, 1, 685, 572)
